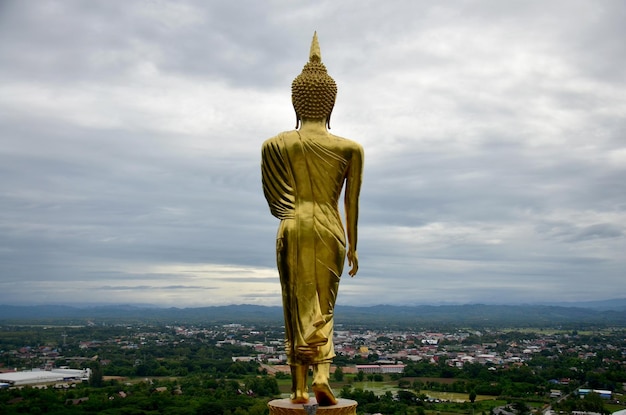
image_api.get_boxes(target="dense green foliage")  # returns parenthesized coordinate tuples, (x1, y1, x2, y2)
(0, 375, 274, 414)
(2, 322, 626, 414)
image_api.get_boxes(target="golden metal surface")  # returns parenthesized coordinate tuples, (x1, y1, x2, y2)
(268, 398, 358, 415)
(261, 33, 363, 406)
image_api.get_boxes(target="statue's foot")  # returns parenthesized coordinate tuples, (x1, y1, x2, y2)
(312, 382, 337, 406)
(290, 364, 310, 403)
(290, 390, 309, 404)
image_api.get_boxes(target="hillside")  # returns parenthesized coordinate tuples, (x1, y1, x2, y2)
(1, 301, 625, 327)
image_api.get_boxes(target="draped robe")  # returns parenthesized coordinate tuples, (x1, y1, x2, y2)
(262, 130, 354, 365)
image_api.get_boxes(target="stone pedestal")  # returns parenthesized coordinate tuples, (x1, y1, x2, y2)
(268, 398, 357, 415)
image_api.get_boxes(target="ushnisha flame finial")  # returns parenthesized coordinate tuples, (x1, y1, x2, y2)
(309, 31, 321, 63)
(291, 32, 337, 129)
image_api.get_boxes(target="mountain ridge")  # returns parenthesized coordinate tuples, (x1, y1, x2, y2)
(1, 300, 625, 326)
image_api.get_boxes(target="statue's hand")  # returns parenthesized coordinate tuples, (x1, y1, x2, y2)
(347, 249, 358, 277)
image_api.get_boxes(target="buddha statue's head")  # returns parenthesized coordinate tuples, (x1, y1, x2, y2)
(291, 32, 337, 129)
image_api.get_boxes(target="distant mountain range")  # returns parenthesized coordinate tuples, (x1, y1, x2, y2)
(1, 299, 625, 327)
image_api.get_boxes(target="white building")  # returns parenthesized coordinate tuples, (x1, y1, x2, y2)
(356, 364, 405, 374)
(0, 368, 91, 386)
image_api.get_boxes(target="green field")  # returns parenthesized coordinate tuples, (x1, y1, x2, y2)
(419, 390, 497, 402)
(276, 376, 501, 403)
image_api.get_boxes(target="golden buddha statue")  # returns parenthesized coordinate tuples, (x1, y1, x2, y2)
(261, 32, 364, 406)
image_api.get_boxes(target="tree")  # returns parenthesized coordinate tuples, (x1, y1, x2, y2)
(396, 389, 418, 404)
(398, 379, 411, 389)
(196, 400, 225, 415)
(89, 362, 103, 387)
(581, 392, 607, 414)
(469, 389, 477, 403)
(334, 366, 344, 382)
(512, 401, 530, 415)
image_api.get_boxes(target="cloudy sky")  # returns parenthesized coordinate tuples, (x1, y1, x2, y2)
(1, 0, 624, 308)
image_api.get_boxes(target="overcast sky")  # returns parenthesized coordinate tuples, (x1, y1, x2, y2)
(1, 0, 624, 308)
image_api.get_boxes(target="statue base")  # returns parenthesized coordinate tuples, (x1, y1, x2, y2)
(268, 398, 357, 415)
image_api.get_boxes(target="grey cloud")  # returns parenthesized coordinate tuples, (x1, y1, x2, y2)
(536, 221, 624, 243)
(0, 0, 310, 88)
(567, 223, 624, 243)
(240, 292, 282, 298)
(0, 0, 624, 306)
(97, 285, 215, 291)
(211, 277, 276, 283)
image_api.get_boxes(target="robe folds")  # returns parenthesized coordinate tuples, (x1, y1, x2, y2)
(261, 130, 352, 365)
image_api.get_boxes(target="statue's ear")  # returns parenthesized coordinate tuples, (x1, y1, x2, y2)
(326, 103, 335, 129)
(295, 112, 301, 129)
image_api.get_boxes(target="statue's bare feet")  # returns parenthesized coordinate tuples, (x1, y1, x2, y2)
(290, 364, 310, 403)
(290, 390, 310, 404)
(312, 382, 337, 406)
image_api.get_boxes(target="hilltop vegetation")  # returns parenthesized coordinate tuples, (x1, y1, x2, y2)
(1, 318, 626, 414)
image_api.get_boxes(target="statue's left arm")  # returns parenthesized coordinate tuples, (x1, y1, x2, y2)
(345, 143, 364, 277)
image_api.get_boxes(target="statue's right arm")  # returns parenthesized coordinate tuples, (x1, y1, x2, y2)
(261, 135, 294, 219)
(345, 143, 364, 277)
(261, 139, 278, 214)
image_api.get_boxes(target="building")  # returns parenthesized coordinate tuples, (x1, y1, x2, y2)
(577, 389, 612, 399)
(355, 364, 405, 374)
(0, 368, 91, 387)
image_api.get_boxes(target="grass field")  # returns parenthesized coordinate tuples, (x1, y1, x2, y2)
(276, 376, 502, 403)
